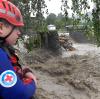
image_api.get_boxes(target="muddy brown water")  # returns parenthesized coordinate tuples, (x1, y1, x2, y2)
(22, 43, 100, 99)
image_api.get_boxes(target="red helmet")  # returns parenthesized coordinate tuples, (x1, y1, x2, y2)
(0, 0, 24, 26)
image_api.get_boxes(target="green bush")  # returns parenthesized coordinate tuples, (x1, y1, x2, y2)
(25, 35, 41, 51)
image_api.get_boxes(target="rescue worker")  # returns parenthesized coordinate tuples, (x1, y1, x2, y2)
(0, 0, 37, 99)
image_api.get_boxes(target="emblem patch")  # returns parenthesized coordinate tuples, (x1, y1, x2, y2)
(0, 70, 17, 88)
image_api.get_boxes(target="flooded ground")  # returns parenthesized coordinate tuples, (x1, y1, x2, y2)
(22, 43, 100, 99)
(62, 43, 100, 57)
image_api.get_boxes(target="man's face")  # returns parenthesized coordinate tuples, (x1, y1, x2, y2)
(0, 22, 21, 45)
(5, 27, 21, 45)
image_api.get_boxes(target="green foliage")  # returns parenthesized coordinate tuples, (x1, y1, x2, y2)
(30, 0, 48, 33)
(62, 0, 100, 45)
(25, 35, 41, 51)
(55, 13, 65, 29)
(46, 13, 57, 25)
(12, 0, 100, 46)
(12, 0, 47, 34)
(46, 13, 74, 30)
(92, 1, 100, 46)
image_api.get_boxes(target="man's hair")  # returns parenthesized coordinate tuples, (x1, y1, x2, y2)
(0, 19, 12, 27)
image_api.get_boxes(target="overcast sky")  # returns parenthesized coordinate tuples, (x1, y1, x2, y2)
(44, 0, 62, 16)
(44, 0, 73, 17)
(31, 0, 94, 18)
(44, 0, 94, 18)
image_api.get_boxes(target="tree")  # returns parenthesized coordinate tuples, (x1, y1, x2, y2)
(46, 13, 57, 25)
(45, 12, 74, 30)
(12, 0, 47, 34)
(61, 0, 100, 45)
(56, 13, 74, 29)
(31, 0, 48, 32)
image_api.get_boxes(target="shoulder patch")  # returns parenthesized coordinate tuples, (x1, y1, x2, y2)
(0, 70, 17, 88)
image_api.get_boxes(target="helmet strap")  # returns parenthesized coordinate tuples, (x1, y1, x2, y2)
(0, 26, 15, 45)
(4, 26, 15, 39)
